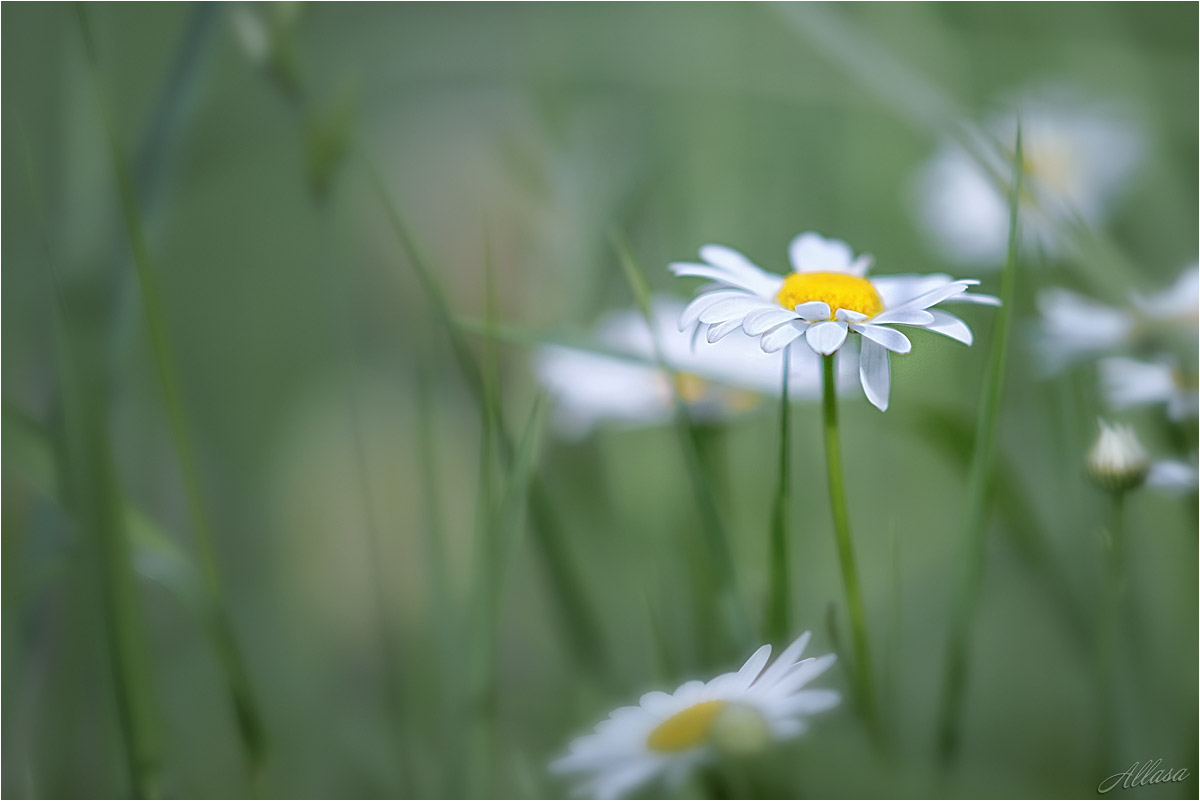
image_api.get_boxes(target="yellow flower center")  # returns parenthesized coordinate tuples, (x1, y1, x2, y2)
(776, 272, 883, 319)
(673, 373, 711, 405)
(646, 700, 728, 753)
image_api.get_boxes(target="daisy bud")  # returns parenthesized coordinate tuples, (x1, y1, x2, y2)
(1087, 420, 1150, 493)
(711, 703, 772, 756)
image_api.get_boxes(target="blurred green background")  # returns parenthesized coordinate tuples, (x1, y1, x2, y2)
(3, 3, 1196, 798)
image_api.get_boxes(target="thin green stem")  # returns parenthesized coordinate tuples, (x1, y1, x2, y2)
(360, 150, 608, 676)
(610, 230, 752, 653)
(76, 6, 267, 776)
(765, 348, 792, 644)
(1096, 491, 1126, 773)
(936, 126, 1024, 763)
(821, 354, 877, 727)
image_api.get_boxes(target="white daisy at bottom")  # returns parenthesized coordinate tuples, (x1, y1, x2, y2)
(550, 632, 839, 799)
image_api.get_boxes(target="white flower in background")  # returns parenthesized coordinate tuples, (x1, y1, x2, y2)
(1099, 357, 1198, 421)
(1034, 288, 1137, 374)
(551, 632, 839, 799)
(914, 86, 1143, 266)
(671, 232, 998, 412)
(1147, 459, 1199, 494)
(1086, 420, 1198, 495)
(535, 298, 858, 438)
(1034, 263, 1200, 374)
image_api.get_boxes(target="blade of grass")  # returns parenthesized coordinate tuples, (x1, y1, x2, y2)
(467, 396, 549, 796)
(936, 125, 1024, 763)
(76, 6, 267, 777)
(912, 404, 1091, 652)
(46, 244, 161, 799)
(358, 149, 609, 675)
(609, 229, 752, 654)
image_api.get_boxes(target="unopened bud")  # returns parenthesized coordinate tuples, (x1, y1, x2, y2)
(1087, 420, 1150, 493)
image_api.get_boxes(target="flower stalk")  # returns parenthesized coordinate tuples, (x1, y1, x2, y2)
(765, 348, 793, 644)
(821, 354, 878, 728)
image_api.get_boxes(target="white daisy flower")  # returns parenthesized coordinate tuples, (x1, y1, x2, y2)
(670, 232, 999, 412)
(1034, 263, 1200, 375)
(551, 632, 839, 799)
(535, 297, 858, 438)
(1099, 356, 1198, 421)
(914, 86, 1143, 266)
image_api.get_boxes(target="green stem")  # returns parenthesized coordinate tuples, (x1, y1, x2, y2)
(936, 126, 1023, 764)
(1096, 491, 1126, 773)
(821, 354, 877, 726)
(76, 6, 267, 776)
(766, 348, 792, 644)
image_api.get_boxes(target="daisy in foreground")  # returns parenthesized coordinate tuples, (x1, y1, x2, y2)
(551, 632, 839, 799)
(672, 232, 999, 410)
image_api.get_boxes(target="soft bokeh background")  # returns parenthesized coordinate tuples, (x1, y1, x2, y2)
(3, 3, 1196, 798)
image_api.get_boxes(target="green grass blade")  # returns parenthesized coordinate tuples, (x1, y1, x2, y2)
(610, 229, 752, 653)
(359, 150, 609, 676)
(937, 125, 1024, 763)
(76, 6, 267, 777)
(46, 259, 161, 798)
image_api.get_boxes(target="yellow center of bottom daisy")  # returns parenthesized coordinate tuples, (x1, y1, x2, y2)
(776, 272, 883, 319)
(646, 700, 728, 752)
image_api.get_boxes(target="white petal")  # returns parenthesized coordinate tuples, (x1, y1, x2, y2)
(752, 632, 811, 691)
(698, 296, 771, 325)
(949, 292, 1001, 306)
(870, 273, 954, 308)
(894, 279, 979, 312)
(734, 644, 773, 690)
(920, 309, 974, 345)
(805, 321, 849, 355)
(706, 319, 743, 343)
(696, 243, 786, 298)
(639, 691, 677, 718)
(743, 306, 801, 336)
(773, 689, 842, 716)
(770, 653, 838, 696)
(761, 321, 808, 353)
(868, 308, 936, 326)
(852, 324, 912, 354)
(678, 289, 747, 330)
(788, 231, 857, 274)
(835, 308, 869, 323)
(671, 261, 781, 298)
(792, 300, 832, 321)
(859, 340, 891, 411)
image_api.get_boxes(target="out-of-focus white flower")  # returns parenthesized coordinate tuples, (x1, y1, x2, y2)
(535, 297, 857, 438)
(1147, 459, 1199, 494)
(1034, 263, 1200, 375)
(1087, 420, 1151, 493)
(1099, 356, 1198, 421)
(1034, 289, 1137, 374)
(551, 632, 839, 799)
(1132, 262, 1200, 323)
(914, 86, 1143, 267)
(671, 232, 997, 411)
